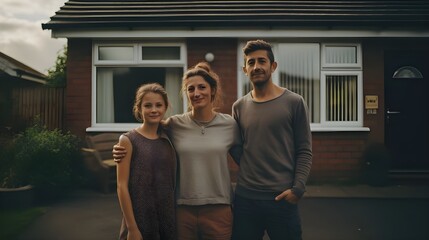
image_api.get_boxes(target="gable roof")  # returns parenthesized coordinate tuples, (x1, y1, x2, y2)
(42, 0, 429, 30)
(0, 52, 47, 84)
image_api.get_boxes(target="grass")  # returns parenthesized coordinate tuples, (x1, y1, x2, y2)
(0, 207, 46, 239)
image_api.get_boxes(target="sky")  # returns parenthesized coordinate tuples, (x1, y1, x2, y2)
(0, 0, 67, 75)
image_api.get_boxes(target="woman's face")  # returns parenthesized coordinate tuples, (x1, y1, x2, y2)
(185, 75, 213, 110)
(140, 92, 167, 125)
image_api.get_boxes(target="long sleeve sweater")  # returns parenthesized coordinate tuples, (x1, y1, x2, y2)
(232, 89, 312, 200)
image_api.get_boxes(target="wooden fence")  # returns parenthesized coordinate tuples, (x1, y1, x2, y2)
(11, 87, 64, 130)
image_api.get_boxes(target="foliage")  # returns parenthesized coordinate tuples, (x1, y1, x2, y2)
(0, 122, 81, 194)
(46, 45, 67, 87)
(0, 129, 16, 187)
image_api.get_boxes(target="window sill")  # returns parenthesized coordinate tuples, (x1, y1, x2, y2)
(311, 127, 370, 132)
(86, 125, 137, 133)
(87, 126, 370, 133)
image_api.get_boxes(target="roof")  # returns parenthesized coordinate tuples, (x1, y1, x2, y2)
(0, 52, 47, 84)
(42, 0, 429, 30)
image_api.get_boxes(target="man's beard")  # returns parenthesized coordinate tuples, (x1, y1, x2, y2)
(250, 75, 270, 89)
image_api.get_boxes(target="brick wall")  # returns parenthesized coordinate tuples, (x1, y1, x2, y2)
(65, 38, 92, 139)
(186, 38, 238, 115)
(310, 132, 369, 183)
(362, 40, 386, 144)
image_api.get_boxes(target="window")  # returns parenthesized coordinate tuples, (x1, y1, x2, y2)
(98, 46, 134, 61)
(142, 46, 181, 60)
(238, 42, 363, 128)
(277, 44, 320, 123)
(392, 66, 423, 78)
(321, 72, 362, 127)
(321, 43, 363, 127)
(92, 43, 185, 131)
(322, 44, 362, 69)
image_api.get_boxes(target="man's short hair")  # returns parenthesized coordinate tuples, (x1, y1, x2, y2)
(242, 39, 275, 64)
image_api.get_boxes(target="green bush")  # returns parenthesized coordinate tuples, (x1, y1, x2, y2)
(1, 123, 81, 196)
(0, 131, 18, 188)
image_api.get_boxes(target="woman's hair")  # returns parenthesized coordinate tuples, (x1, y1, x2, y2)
(242, 39, 275, 64)
(181, 62, 223, 110)
(133, 83, 169, 122)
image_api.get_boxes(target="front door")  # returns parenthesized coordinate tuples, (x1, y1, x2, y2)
(385, 51, 429, 170)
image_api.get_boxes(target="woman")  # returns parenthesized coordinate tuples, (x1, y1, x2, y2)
(114, 62, 241, 240)
(116, 83, 177, 240)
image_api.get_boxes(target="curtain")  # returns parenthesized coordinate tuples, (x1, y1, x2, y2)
(278, 44, 320, 123)
(326, 75, 357, 121)
(96, 68, 115, 123)
(165, 68, 182, 117)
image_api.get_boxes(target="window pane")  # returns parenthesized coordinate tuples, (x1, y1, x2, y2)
(326, 75, 358, 121)
(392, 66, 423, 78)
(240, 70, 252, 96)
(278, 44, 320, 123)
(98, 46, 134, 61)
(96, 67, 183, 123)
(325, 46, 357, 64)
(142, 47, 181, 60)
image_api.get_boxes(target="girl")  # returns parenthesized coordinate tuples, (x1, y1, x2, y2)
(117, 83, 177, 240)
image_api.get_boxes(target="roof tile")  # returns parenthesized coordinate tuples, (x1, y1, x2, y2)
(42, 0, 429, 30)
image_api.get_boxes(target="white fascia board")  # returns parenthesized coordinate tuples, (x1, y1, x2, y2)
(0, 60, 46, 84)
(0, 58, 17, 76)
(51, 29, 429, 39)
(20, 75, 46, 84)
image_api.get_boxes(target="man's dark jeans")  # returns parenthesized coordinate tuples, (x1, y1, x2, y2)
(231, 194, 302, 240)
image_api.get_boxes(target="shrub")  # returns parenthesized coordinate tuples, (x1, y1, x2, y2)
(1, 123, 81, 197)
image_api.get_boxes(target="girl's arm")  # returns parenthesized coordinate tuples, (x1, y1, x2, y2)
(116, 135, 142, 239)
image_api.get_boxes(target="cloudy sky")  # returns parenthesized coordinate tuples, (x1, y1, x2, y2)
(0, 0, 67, 74)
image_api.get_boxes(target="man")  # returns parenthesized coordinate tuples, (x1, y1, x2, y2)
(231, 39, 312, 240)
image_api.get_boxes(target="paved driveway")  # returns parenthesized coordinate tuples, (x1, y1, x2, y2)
(17, 190, 122, 240)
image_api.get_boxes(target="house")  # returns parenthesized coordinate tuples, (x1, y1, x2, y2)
(42, 0, 429, 183)
(0, 52, 48, 131)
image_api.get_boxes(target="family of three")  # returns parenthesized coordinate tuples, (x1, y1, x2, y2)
(113, 39, 313, 240)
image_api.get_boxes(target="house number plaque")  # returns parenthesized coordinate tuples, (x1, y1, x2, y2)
(365, 95, 378, 114)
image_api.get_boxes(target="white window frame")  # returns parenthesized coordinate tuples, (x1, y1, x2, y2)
(88, 42, 187, 132)
(94, 44, 137, 64)
(320, 71, 363, 127)
(321, 43, 362, 69)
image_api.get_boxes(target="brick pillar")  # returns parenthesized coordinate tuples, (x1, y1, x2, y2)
(65, 38, 92, 139)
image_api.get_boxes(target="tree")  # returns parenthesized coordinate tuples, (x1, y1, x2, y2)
(46, 45, 67, 87)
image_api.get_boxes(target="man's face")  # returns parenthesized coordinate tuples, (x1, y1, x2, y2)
(243, 50, 277, 87)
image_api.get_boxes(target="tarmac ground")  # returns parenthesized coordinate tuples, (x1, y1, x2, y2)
(14, 183, 429, 240)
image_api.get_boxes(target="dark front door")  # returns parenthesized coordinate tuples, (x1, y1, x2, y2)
(385, 51, 429, 170)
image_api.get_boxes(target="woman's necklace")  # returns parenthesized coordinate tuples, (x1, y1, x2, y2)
(191, 113, 216, 135)
(194, 119, 211, 135)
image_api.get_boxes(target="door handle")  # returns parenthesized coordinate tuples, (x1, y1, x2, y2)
(387, 110, 401, 114)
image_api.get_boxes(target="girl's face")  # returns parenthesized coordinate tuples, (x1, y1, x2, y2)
(185, 75, 213, 110)
(140, 92, 167, 125)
